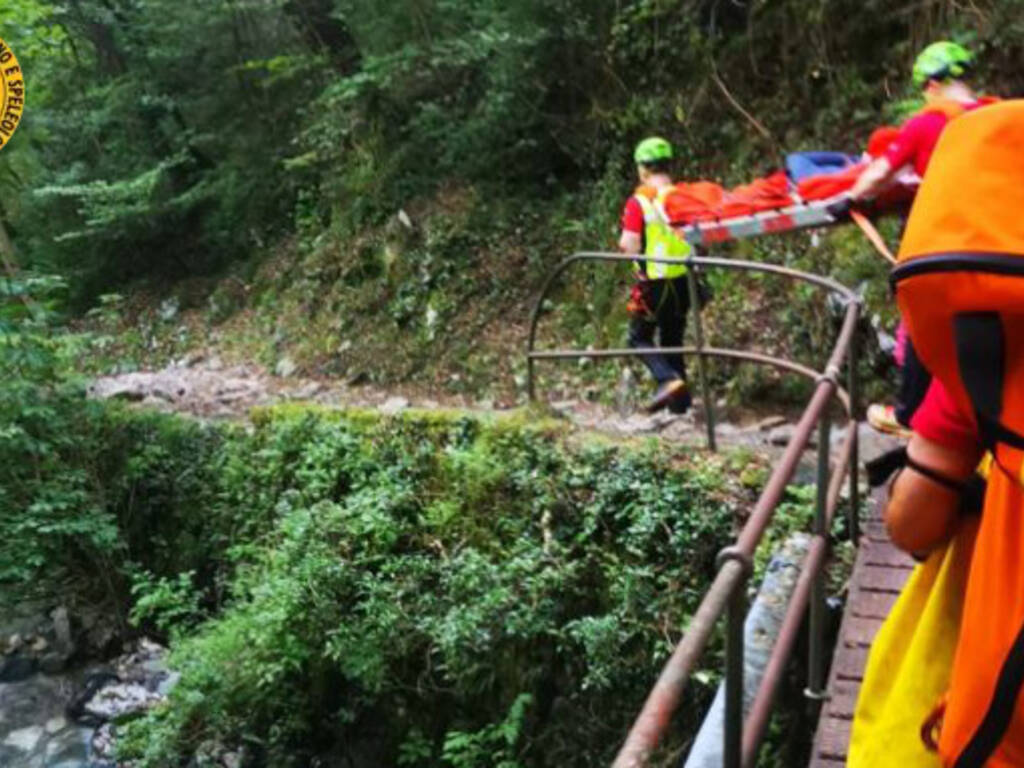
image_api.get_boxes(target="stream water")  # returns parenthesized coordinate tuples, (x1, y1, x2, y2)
(1, 599, 173, 768)
(0, 670, 99, 768)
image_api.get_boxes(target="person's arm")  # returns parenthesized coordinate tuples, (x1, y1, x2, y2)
(619, 196, 643, 254)
(884, 433, 981, 555)
(619, 230, 641, 254)
(850, 113, 940, 201)
(884, 379, 983, 555)
(849, 156, 894, 201)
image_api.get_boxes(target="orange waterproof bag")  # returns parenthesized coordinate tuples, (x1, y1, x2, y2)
(893, 99, 1024, 767)
(660, 181, 726, 224)
(719, 171, 794, 217)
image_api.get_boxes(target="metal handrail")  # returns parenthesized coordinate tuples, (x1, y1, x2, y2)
(529, 346, 852, 415)
(524, 251, 863, 768)
(526, 252, 860, 439)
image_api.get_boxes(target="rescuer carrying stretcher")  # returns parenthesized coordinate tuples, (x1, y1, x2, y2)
(849, 41, 997, 440)
(619, 137, 697, 415)
(616, 43, 992, 420)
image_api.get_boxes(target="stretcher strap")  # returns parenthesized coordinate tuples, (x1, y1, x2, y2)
(850, 209, 896, 264)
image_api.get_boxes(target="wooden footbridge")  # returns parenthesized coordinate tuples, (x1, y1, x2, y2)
(527, 247, 915, 767)
(808, 492, 914, 767)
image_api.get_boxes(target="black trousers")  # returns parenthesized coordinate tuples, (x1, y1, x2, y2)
(627, 276, 690, 385)
(895, 337, 932, 428)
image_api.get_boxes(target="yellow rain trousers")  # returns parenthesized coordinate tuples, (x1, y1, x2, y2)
(848, 519, 979, 767)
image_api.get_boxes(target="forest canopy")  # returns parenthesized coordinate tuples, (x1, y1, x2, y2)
(1, 0, 1021, 305)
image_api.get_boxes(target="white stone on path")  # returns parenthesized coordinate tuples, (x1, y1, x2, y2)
(756, 415, 787, 431)
(82, 681, 163, 720)
(380, 396, 409, 415)
(275, 356, 298, 378)
(3, 724, 43, 750)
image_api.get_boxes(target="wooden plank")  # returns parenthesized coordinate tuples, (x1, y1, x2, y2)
(832, 646, 871, 681)
(864, 521, 889, 538)
(863, 559, 915, 573)
(839, 616, 886, 649)
(825, 683, 861, 719)
(808, 485, 907, 767)
(815, 716, 853, 759)
(848, 590, 901, 620)
(862, 506, 884, 522)
(862, 542, 916, 569)
(857, 565, 912, 593)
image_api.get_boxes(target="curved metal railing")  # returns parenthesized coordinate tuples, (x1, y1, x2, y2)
(525, 252, 863, 768)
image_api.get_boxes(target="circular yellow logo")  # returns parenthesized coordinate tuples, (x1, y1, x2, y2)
(0, 37, 25, 151)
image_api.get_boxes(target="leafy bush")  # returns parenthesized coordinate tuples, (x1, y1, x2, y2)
(98, 406, 744, 767)
(0, 268, 818, 767)
(0, 272, 121, 588)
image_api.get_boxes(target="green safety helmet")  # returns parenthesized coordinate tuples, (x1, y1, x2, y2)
(634, 136, 674, 165)
(912, 41, 974, 87)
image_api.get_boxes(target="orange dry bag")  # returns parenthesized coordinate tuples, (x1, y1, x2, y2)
(893, 99, 1024, 767)
(660, 181, 726, 224)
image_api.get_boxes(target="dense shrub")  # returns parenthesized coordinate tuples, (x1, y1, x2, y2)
(107, 406, 743, 767)
(2, 272, 824, 767)
(0, 272, 118, 588)
(2, 383, 751, 766)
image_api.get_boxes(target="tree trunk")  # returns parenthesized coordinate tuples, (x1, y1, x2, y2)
(0, 215, 17, 275)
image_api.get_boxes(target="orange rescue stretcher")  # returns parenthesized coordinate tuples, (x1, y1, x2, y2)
(662, 126, 917, 251)
(669, 181, 917, 250)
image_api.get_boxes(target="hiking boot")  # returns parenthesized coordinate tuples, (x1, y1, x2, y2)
(867, 403, 913, 439)
(668, 384, 693, 415)
(646, 379, 687, 414)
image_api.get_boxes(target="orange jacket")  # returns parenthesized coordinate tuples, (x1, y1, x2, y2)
(894, 99, 1024, 767)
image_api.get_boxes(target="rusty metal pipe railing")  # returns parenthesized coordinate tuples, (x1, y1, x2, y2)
(536, 252, 859, 301)
(687, 266, 718, 450)
(614, 559, 748, 768)
(528, 346, 851, 416)
(675, 254, 861, 300)
(525, 250, 865, 768)
(526, 251, 859, 403)
(848, 334, 861, 544)
(826, 425, 857, 516)
(725, 584, 746, 768)
(612, 319, 857, 767)
(732, 386, 836, 556)
(611, 299, 860, 768)
(739, 424, 855, 766)
(807, 418, 833, 704)
(743, 537, 830, 764)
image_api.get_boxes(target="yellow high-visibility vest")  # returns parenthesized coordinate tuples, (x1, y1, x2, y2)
(634, 189, 690, 279)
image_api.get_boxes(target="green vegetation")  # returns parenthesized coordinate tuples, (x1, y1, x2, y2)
(113, 405, 750, 767)
(1, 266, 790, 767)
(4, 1, 1023, 401)
(2, 2, 1010, 765)
(1, 274, 771, 764)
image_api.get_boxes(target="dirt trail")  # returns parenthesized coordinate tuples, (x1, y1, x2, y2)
(86, 355, 807, 450)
